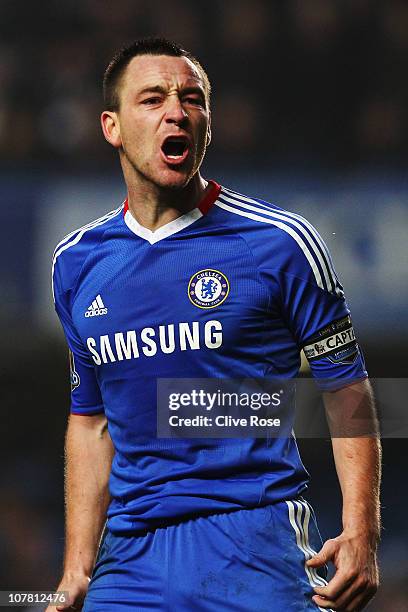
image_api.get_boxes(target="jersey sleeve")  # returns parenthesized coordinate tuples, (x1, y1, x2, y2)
(53, 258, 104, 415)
(275, 225, 368, 390)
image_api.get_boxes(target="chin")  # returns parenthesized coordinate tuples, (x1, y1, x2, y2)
(154, 168, 194, 190)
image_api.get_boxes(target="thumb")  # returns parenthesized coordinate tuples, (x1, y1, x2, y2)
(307, 539, 336, 567)
(56, 604, 73, 612)
(55, 591, 78, 611)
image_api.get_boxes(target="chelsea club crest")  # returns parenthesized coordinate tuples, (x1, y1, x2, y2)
(188, 269, 230, 309)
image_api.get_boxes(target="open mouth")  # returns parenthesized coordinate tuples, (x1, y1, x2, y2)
(161, 136, 189, 163)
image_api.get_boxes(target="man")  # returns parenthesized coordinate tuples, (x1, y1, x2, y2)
(50, 38, 380, 611)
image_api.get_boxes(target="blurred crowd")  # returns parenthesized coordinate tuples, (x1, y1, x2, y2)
(1, 0, 408, 167)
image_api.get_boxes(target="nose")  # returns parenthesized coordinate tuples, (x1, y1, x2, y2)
(164, 95, 188, 126)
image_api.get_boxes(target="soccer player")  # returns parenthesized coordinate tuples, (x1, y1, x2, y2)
(50, 38, 381, 611)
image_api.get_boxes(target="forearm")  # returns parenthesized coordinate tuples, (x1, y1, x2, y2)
(306, 381, 381, 609)
(63, 413, 114, 578)
(332, 436, 381, 540)
(324, 380, 382, 540)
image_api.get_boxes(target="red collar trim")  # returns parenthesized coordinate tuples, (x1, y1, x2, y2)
(198, 180, 221, 214)
(123, 180, 221, 217)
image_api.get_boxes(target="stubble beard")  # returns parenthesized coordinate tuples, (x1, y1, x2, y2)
(121, 145, 205, 193)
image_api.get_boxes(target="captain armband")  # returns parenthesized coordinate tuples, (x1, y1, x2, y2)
(302, 315, 359, 366)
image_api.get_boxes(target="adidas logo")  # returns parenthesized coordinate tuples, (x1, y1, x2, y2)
(85, 294, 108, 318)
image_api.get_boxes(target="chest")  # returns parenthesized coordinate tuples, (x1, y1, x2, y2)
(72, 234, 270, 344)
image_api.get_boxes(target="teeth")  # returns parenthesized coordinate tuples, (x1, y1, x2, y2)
(167, 154, 183, 159)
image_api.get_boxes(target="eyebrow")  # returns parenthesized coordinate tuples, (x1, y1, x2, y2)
(137, 85, 167, 97)
(137, 85, 206, 102)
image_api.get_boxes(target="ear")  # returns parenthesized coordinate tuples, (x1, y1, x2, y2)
(206, 111, 212, 147)
(101, 110, 122, 148)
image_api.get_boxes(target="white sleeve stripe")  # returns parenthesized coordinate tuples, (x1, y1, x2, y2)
(216, 199, 325, 291)
(223, 186, 334, 259)
(219, 192, 334, 292)
(221, 188, 343, 297)
(223, 187, 344, 295)
(219, 191, 341, 296)
(51, 205, 123, 302)
(52, 203, 124, 257)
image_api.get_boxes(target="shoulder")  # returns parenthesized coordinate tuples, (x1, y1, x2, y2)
(217, 184, 316, 241)
(216, 184, 342, 296)
(52, 203, 124, 298)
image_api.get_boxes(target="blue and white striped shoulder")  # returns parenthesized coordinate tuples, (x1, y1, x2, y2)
(216, 186, 343, 297)
(52, 203, 124, 301)
(52, 204, 124, 261)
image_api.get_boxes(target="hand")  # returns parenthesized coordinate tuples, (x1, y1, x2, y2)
(45, 573, 90, 611)
(306, 530, 379, 611)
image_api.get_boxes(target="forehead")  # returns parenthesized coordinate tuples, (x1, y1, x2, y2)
(121, 54, 205, 92)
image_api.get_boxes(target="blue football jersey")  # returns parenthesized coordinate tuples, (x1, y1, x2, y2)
(52, 181, 367, 534)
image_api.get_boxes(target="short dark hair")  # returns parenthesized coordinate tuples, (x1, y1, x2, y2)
(103, 37, 211, 111)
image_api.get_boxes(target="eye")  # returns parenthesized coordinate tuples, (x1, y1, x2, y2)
(141, 97, 162, 105)
(184, 96, 204, 107)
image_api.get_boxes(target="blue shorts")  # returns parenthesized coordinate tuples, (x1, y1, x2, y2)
(83, 498, 331, 611)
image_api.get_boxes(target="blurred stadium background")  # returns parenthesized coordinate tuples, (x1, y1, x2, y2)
(0, 1, 407, 609)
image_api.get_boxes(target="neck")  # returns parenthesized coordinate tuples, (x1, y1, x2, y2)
(124, 168, 208, 232)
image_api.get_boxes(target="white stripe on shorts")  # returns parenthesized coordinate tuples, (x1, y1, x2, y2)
(286, 499, 333, 612)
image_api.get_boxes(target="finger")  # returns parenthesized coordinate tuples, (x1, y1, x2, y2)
(313, 570, 355, 600)
(312, 594, 337, 609)
(340, 583, 378, 612)
(313, 579, 375, 611)
(326, 580, 366, 610)
(307, 539, 337, 568)
(56, 593, 76, 611)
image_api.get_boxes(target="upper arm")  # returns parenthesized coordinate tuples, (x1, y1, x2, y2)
(323, 379, 379, 437)
(67, 413, 113, 450)
(53, 255, 104, 415)
(265, 222, 368, 389)
(68, 412, 109, 432)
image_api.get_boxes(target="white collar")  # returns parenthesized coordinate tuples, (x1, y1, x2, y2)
(123, 180, 221, 244)
(124, 206, 203, 244)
